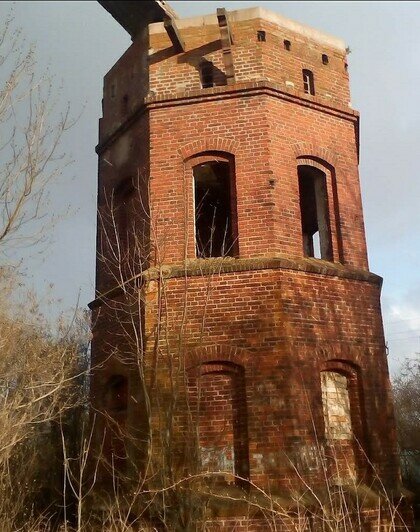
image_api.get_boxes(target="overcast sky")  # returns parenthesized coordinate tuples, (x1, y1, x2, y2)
(3, 1, 420, 375)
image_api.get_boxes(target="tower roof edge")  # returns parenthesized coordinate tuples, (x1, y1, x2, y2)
(149, 6, 346, 52)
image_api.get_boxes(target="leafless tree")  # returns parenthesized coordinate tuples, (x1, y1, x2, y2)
(392, 356, 420, 518)
(0, 9, 72, 259)
(0, 11, 87, 531)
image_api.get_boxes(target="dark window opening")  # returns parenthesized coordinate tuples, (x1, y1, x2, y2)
(194, 160, 237, 258)
(103, 374, 128, 471)
(200, 61, 214, 89)
(344, 62, 348, 72)
(298, 165, 332, 260)
(114, 178, 135, 248)
(284, 39, 291, 51)
(322, 53, 329, 65)
(121, 94, 129, 115)
(105, 375, 128, 413)
(257, 30, 266, 42)
(302, 69, 315, 95)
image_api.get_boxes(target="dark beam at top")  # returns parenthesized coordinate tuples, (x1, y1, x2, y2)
(217, 8, 235, 85)
(99, 0, 177, 39)
(164, 16, 185, 53)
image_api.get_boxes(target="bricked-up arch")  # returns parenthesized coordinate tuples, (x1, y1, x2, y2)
(320, 360, 369, 483)
(297, 157, 344, 263)
(188, 152, 239, 258)
(188, 361, 249, 485)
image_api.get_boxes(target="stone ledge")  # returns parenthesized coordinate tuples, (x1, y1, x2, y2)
(89, 255, 382, 308)
(143, 256, 381, 283)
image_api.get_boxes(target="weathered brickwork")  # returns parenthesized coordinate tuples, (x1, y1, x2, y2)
(91, 4, 412, 529)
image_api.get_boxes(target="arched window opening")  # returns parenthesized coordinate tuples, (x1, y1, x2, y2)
(321, 370, 356, 482)
(298, 165, 332, 261)
(322, 54, 329, 65)
(200, 61, 214, 89)
(188, 361, 249, 486)
(193, 159, 238, 258)
(302, 69, 315, 95)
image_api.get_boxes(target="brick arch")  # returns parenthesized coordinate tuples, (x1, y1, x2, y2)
(320, 358, 360, 376)
(179, 137, 238, 160)
(292, 142, 339, 168)
(186, 344, 250, 372)
(297, 156, 334, 173)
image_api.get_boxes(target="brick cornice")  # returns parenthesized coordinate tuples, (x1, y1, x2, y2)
(96, 81, 359, 155)
(144, 81, 359, 119)
(89, 255, 382, 308)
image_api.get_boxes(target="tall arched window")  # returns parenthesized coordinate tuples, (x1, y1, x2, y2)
(192, 154, 238, 258)
(298, 165, 332, 260)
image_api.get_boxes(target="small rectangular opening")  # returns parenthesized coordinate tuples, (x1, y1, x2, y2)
(302, 69, 315, 95)
(257, 30, 266, 42)
(284, 39, 291, 51)
(298, 165, 332, 261)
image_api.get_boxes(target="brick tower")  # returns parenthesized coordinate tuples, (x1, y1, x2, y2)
(90, 2, 410, 529)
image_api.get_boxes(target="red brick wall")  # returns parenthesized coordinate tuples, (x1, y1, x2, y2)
(140, 264, 398, 490)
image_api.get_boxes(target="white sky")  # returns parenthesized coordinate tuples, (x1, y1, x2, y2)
(2, 1, 420, 375)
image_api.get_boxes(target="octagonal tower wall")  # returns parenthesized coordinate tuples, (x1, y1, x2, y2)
(91, 4, 407, 527)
